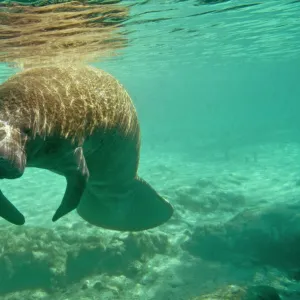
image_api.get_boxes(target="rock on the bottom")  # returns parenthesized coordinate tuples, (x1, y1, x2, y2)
(182, 202, 300, 271)
(0, 223, 170, 296)
(190, 284, 280, 300)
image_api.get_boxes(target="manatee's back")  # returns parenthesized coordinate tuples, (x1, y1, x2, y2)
(0, 65, 139, 144)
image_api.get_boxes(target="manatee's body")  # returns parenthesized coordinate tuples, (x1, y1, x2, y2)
(0, 65, 173, 231)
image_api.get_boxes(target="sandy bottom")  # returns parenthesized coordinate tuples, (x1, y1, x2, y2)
(1, 140, 300, 299)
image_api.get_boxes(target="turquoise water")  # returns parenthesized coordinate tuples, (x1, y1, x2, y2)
(1, 0, 300, 299)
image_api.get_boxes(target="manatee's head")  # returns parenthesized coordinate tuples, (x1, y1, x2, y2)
(0, 120, 27, 179)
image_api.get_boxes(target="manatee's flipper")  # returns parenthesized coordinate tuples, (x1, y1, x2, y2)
(52, 147, 89, 222)
(76, 177, 173, 231)
(0, 190, 25, 225)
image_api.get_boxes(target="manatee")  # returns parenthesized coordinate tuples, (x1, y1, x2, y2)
(0, 65, 173, 231)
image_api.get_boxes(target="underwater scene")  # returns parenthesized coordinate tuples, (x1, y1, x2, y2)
(0, 0, 300, 299)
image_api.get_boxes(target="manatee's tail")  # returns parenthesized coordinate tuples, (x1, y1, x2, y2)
(0, 190, 25, 225)
(76, 177, 173, 231)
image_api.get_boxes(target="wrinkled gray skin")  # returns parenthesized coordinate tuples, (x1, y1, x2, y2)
(0, 65, 173, 231)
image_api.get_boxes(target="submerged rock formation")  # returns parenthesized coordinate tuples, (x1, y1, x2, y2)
(183, 202, 300, 271)
(0, 224, 170, 297)
(190, 284, 280, 300)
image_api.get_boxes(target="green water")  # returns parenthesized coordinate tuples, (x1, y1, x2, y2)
(0, 0, 300, 299)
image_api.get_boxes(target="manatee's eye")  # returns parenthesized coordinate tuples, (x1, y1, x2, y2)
(22, 128, 32, 135)
(20, 128, 32, 141)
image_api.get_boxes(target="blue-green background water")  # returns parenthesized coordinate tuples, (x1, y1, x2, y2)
(1, 0, 300, 299)
(103, 0, 300, 153)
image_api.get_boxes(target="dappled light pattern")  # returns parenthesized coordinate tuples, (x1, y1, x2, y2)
(0, 65, 137, 143)
(0, 1, 129, 68)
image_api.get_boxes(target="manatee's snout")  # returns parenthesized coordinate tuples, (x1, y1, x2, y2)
(0, 124, 26, 225)
(0, 154, 25, 179)
(0, 125, 26, 179)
